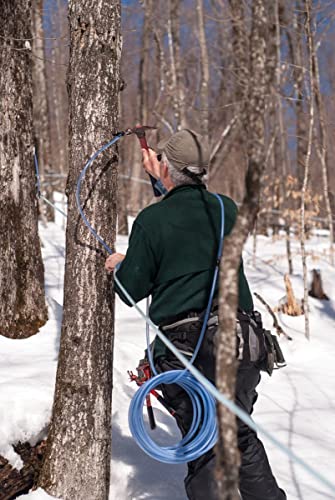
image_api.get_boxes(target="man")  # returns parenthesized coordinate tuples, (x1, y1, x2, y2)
(106, 129, 286, 500)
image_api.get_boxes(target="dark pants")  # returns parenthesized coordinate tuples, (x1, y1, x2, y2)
(155, 322, 286, 500)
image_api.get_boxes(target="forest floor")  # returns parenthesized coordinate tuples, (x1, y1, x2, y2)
(1, 217, 335, 500)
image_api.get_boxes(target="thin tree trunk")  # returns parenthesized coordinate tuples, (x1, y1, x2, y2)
(168, 0, 187, 129)
(313, 41, 334, 264)
(38, 2, 121, 498)
(0, 0, 48, 339)
(228, 0, 249, 126)
(300, 0, 314, 341)
(139, 0, 152, 125)
(216, 0, 268, 497)
(196, 0, 210, 140)
(295, 1, 308, 189)
(32, 0, 54, 222)
(274, 0, 293, 274)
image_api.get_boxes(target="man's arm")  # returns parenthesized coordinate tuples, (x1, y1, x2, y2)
(105, 253, 125, 272)
(107, 221, 157, 306)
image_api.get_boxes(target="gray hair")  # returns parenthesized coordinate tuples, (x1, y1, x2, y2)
(162, 152, 207, 187)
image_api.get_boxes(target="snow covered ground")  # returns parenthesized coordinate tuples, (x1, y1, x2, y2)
(1, 220, 335, 499)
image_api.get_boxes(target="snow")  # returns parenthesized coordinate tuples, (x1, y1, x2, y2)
(20, 489, 59, 499)
(1, 221, 335, 499)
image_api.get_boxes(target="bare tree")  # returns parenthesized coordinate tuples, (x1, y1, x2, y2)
(300, 0, 315, 340)
(38, 1, 121, 498)
(45, 0, 69, 179)
(0, 0, 48, 339)
(294, 1, 308, 189)
(168, 0, 187, 129)
(196, 0, 210, 140)
(216, 0, 268, 497)
(274, 0, 294, 274)
(313, 32, 334, 263)
(32, 0, 54, 222)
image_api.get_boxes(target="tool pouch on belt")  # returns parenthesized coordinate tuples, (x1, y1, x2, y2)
(236, 310, 286, 376)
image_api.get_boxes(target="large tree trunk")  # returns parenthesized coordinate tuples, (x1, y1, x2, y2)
(32, 0, 54, 222)
(216, 0, 268, 497)
(38, 1, 121, 498)
(0, 0, 48, 339)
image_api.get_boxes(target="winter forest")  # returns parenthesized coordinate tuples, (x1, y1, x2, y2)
(0, 0, 335, 499)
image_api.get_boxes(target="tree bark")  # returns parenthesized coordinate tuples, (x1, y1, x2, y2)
(196, 0, 210, 140)
(313, 39, 334, 264)
(32, 0, 54, 222)
(38, 1, 121, 498)
(216, 0, 268, 497)
(45, 1, 69, 178)
(294, 1, 308, 189)
(300, 0, 314, 341)
(139, 0, 152, 125)
(0, 0, 48, 339)
(167, 0, 187, 129)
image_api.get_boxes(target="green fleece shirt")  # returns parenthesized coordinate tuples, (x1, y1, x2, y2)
(115, 185, 253, 332)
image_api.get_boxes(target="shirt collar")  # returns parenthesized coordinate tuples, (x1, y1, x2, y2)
(163, 184, 207, 200)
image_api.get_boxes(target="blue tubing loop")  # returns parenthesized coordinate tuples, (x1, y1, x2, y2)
(128, 193, 225, 463)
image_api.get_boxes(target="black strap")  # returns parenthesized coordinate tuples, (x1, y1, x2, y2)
(181, 167, 206, 185)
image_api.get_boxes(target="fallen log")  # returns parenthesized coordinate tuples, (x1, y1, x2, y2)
(0, 441, 46, 499)
(254, 292, 292, 340)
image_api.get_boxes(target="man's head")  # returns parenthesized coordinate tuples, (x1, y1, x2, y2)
(157, 129, 209, 189)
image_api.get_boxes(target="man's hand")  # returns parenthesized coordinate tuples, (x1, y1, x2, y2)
(142, 148, 161, 180)
(105, 253, 125, 272)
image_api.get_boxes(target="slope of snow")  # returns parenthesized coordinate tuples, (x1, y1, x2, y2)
(0, 221, 334, 499)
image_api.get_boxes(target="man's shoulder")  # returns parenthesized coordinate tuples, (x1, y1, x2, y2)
(213, 193, 238, 214)
(135, 200, 164, 227)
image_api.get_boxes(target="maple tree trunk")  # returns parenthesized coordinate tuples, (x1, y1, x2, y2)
(38, 1, 121, 498)
(0, 0, 48, 339)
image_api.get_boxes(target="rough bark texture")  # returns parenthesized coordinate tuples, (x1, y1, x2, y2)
(32, 0, 54, 222)
(0, 0, 48, 338)
(38, 2, 121, 499)
(216, 1, 268, 497)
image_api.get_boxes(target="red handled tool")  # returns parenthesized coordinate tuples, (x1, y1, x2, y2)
(125, 125, 162, 197)
(128, 359, 176, 430)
